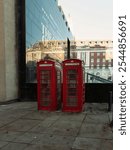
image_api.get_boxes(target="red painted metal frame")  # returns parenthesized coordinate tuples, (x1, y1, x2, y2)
(62, 59, 85, 112)
(37, 60, 61, 111)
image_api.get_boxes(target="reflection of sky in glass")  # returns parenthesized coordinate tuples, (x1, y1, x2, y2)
(26, 0, 73, 48)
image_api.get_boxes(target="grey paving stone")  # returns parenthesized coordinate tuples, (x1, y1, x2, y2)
(0, 104, 17, 112)
(13, 132, 42, 144)
(0, 119, 41, 132)
(0, 120, 12, 128)
(24, 144, 71, 150)
(72, 137, 101, 150)
(23, 111, 62, 121)
(79, 123, 112, 139)
(48, 120, 81, 136)
(84, 113, 109, 124)
(0, 142, 28, 150)
(31, 133, 75, 148)
(21, 111, 49, 120)
(43, 112, 62, 120)
(0, 102, 113, 150)
(0, 102, 36, 112)
(0, 109, 31, 120)
(108, 112, 113, 122)
(0, 116, 22, 128)
(13, 102, 37, 110)
(29, 118, 56, 133)
(0, 130, 24, 142)
(60, 112, 86, 122)
(101, 124, 113, 139)
(0, 141, 9, 148)
(101, 139, 113, 150)
(85, 103, 108, 115)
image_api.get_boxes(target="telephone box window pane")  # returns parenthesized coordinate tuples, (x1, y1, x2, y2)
(66, 69, 78, 106)
(40, 70, 51, 106)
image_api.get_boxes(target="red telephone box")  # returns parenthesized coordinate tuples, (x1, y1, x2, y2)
(37, 60, 61, 111)
(62, 59, 85, 112)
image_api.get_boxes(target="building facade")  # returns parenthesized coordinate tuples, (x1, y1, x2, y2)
(0, 0, 18, 102)
(26, 0, 73, 83)
(70, 40, 113, 82)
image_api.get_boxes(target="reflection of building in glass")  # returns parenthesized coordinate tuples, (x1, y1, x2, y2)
(26, 0, 73, 82)
(26, 40, 67, 63)
(70, 40, 113, 82)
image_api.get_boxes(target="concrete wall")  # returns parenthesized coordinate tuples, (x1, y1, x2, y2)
(0, 0, 18, 102)
(0, 0, 6, 101)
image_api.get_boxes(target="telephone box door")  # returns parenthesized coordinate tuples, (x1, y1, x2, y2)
(62, 59, 84, 112)
(37, 61, 56, 110)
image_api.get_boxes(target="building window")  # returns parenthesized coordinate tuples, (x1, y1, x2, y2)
(103, 52, 105, 56)
(97, 58, 100, 63)
(91, 58, 94, 63)
(102, 63, 105, 67)
(97, 52, 100, 56)
(91, 63, 94, 69)
(91, 52, 94, 56)
(96, 64, 100, 69)
(102, 58, 106, 63)
(108, 59, 111, 63)
(109, 62, 112, 66)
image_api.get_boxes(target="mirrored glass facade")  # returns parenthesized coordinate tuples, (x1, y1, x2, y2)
(26, 0, 73, 82)
(26, 0, 113, 84)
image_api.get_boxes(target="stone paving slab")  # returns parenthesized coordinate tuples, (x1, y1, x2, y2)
(108, 112, 113, 122)
(48, 120, 82, 136)
(0, 102, 113, 150)
(72, 138, 113, 150)
(85, 103, 108, 115)
(22, 111, 62, 120)
(30, 133, 75, 149)
(84, 113, 110, 124)
(13, 132, 43, 144)
(0, 142, 29, 150)
(60, 112, 86, 122)
(0, 102, 36, 112)
(29, 118, 57, 133)
(21, 111, 49, 120)
(72, 137, 101, 150)
(0, 119, 15, 128)
(0, 141, 9, 149)
(24, 144, 71, 150)
(0, 119, 41, 132)
(4, 110, 32, 119)
(0, 130, 24, 142)
(79, 123, 112, 140)
(100, 139, 113, 150)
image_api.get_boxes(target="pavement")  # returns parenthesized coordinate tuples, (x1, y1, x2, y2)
(0, 102, 113, 150)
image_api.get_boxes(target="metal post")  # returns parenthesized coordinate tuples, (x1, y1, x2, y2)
(108, 91, 113, 111)
(67, 38, 70, 59)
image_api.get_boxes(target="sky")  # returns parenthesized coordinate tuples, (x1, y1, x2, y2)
(58, 0, 113, 40)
